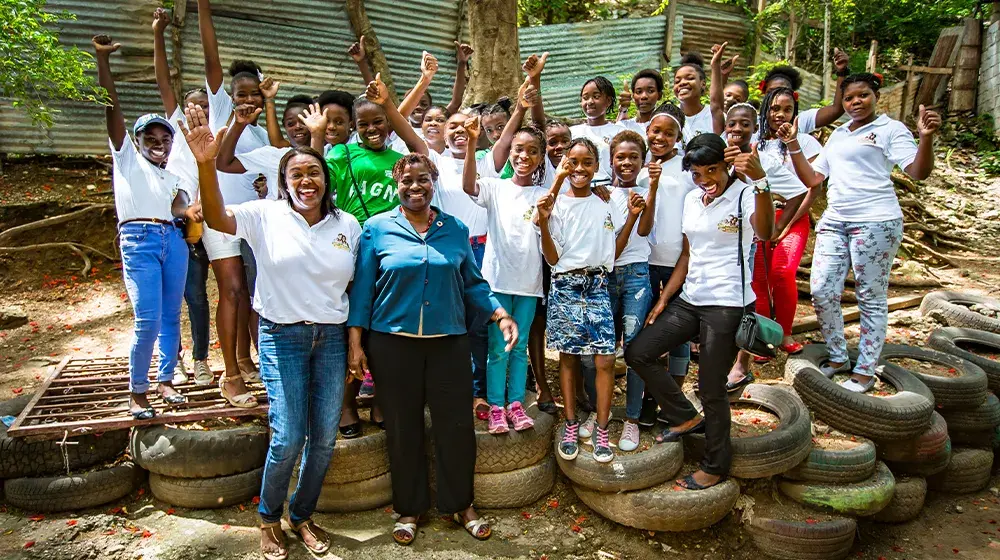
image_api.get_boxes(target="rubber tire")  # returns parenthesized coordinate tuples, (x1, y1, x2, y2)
(784, 436, 877, 484)
(476, 405, 555, 474)
(0, 397, 129, 479)
(324, 427, 389, 484)
(871, 476, 927, 523)
(877, 344, 988, 409)
(786, 344, 934, 440)
(877, 412, 952, 477)
(920, 291, 1000, 334)
(927, 447, 994, 494)
(3, 462, 141, 513)
(927, 327, 1000, 392)
(556, 425, 683, 492)
(940, 393, 1000, 433)
(474, 456, 555, 509)
(131, 424, 269, 478)
(573, 479, 740, 532)
(779, 461, 895, 517)
(749, 515, 856, 560)
(949, 423, 1000, 449)
(312, 471, 392, 513)
(149, 467, 263, 508)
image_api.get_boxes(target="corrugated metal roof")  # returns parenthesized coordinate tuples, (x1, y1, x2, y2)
(519, 16, 668, 120)
(675, 0, 750, 77)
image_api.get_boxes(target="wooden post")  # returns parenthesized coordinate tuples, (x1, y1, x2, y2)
(785, 9, 798, 64)
(900, 54, 914, 120)
(866, 40, 878, 72)
(169, 1, 187, 106)
(950, 17, 982, 112)
(752, 0, 767, 66)
(663, 0, 680, 68)
(345, 0, 398, 104)
(822, 0, 831, 99)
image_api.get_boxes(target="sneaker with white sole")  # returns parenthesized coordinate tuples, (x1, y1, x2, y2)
(558, 420, 580, 460)
(487, 405, 509, 434)
(592, 424, 614, 463)
(193, 360, 214, 386)
(578, 412, 596, 439)
(506, 401, 535, 431)
(172, 358, 189, 385)
(841, 375, 876, 393)
(618, 420, 640, 452)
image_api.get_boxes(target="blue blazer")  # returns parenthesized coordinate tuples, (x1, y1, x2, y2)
(348, 207, 501, 336)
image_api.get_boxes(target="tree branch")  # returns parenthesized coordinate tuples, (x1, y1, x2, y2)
(0, 204, 114, 245)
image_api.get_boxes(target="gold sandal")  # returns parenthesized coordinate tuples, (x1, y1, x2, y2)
(219, 374, 258, 408)
(260, 522, 287, 560)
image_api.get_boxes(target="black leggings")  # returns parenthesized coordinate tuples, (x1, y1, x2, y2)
(624, 298, 749, 476)
(367, 331, 476, 517)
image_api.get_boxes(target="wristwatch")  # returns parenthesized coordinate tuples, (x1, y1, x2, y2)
(751, 177, 771, 195)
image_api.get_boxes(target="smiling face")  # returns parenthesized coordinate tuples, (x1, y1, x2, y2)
(509, 131, 543, 179)
(138, 123, 173, 166)
(580, 81, 611, 119)
(689, 161, 730, 199)
(231, 77, 264, 120)
(421, 107, 447, 142)
(647, 114, 681, 159)
(766, 93, 796, 136)
(282, 106, 309, 148)
(723, 84, 748, 112)
(673, 66, 703, 103)
(355, 103, 389, 150)
(410, 92, 431, 126)
(445, 113, 471, 154)
(612, 141, 643, 185)
(725, 108, 756, 149)
(565, 143, 598, 190)
(481, 113, 508, 145)
(322, 103, 352, 147)
(284, 153, 326, 214)
(396, 161, 435, 212)
(633, 77, 661, 116)
(842, 82, 878, 124)
(546, 125, 571, 167)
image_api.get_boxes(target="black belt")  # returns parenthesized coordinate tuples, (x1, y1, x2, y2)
(119, 218, 175, 227)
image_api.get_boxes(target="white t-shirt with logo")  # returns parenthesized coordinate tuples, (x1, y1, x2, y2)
(110, 137, 189, 225)
(619, 118, 650, 136)
(570, 122, 627, 184)
(682, 104, 715, 145)
(207, 82, 271, 205)
(680, 182, 757, 308)
(812, 114, 918, 222)
(758, 133, 822, 175)
(545, 192, 618, 274)
(232, 200, 360, 324)
(642, 156, 698, 267)
(236, 145, 288, 201)
(473, 178, 546, 297)
(427, 150, 488, 237)
(758, 151, 808, 201)
(609, 185, 651, 266)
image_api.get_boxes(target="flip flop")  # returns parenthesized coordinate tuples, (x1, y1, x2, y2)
(452, 513, 491, 541)
(160, 392, 187, 405)
(676, 473, 726, 490)
(537, 400, 558, 415)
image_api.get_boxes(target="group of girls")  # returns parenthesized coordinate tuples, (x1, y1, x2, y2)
(102, 1, 942, 555)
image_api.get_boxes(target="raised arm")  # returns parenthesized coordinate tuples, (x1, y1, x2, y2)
(813, 48, 849, 129)
(398, 52, 438, 120)
(215, 104, 260, 174)
(905, 105, 941, 180)
(151, 8, 177, 116)
(348, 35, 376, 86)
(297, 103, 329, 153)
(616, 78, 632, 123)
(367, 74, 428, 155)
(259, 77, 289, 148)
(447, 43, 474, 115)
(93, 36, 126, 149)
(491, 78, 535, 173)
(733, 145, 775, 240)
(777, 119, 826, 188)
(463, 116, 482, 197)
(637, 161, 660, 236)
(180, 104, 237, 234)
(197, 0, 223, 93)
(522, 53, 549, 126)
(708, 43, 734, 135)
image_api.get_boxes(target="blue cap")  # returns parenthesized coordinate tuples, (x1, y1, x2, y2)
(133, 114, 173, 136)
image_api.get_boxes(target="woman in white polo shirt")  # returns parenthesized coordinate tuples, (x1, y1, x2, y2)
(181, 104, 361, 560)
(624, 133, 774, 490)
(779, 73, 941, 393)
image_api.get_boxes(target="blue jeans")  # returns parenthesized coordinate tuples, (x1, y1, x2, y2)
(487, 294, 539, 407)
(184, 241, 210, 361)
(257, 319, 347, 524)
(649, 264, 691, 378)
(470, 237, 488, 399)
(120, 223, 187, 393)
(581, 263, 653, 419)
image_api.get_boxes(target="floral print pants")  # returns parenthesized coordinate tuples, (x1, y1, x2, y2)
(810, 218, 903, 376)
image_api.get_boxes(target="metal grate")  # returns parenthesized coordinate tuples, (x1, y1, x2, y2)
(6, 356, 268, 440)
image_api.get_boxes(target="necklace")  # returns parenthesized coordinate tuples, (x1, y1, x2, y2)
(401, 207, 436, 233)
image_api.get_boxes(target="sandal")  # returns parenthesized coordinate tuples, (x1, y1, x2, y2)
(675, 472, 725, 491)
(725, 372, 754, 393)
(131, 407, 155, 420)
(260, 522, 288, 560)
(536, 400, 557, 415)
(655, 418, 705, 444)
(289, 518, 330, 555)
(392, 521, 417, 545)
(219, 374, 258, 409)
(339, 423, 361, 439)
(452, 513, 491, 541)
(237, 357, 260, 383)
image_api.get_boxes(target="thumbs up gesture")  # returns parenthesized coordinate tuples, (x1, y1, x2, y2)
(916, 104, 941, 138)
(619, 78, 633, 113)
(366, 73, 389, 106)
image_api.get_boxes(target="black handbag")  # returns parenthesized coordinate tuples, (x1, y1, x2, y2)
(734, 188, 784, 358)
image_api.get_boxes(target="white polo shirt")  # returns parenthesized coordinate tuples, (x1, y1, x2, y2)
(758, 133, 822, 173)
(759, 151, 808, 201)
(642, 156, 698, 267)
(680, 182, 757, 308)
(545, 192, 618, 274)
(231, 200, 361, 324)
(427, 150, 488, 237)
(166, 107, 200, 201)
(473, 178, 546, 297)
(236, 145, 288, 201)
(570, 122, 627, 183)
(813, 114, 918, 223)
(207, 82, 272, 205)
(797, 108, 819, 135)
(609, 185, 651, 266)
(620, 118, 650, 136)
(110, 137, 189, 225)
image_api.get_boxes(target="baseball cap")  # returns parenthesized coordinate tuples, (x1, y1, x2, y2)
(133, 114, 173, 136)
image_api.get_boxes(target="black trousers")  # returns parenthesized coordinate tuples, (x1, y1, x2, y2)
(624, 297, 749, 476)
(367, 331, 476, 517)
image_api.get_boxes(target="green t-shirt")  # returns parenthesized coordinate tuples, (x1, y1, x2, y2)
(326, 143, 403, 227)
(475, 149, 515, 179)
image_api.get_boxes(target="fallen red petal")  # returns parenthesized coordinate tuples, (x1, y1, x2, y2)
(23, 541, 34, 549)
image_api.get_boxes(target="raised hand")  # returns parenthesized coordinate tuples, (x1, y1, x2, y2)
(518, 77, 539, 108)
(298, 103, 329, 136)
(253, 174, 268, 199)
(734, 144, 766, 181)
(721, 54, 739, 79)
(522, 52, 549, 80)
(348, 34, 367, 63)
(555, 156, 572, 182)
(917, 105, 941, 137)
(536, 193, 555, 219)
(710, 42, 729, 69)
(776, 117, 799, 144)
(723, 138, 743, 165)
(627, 191, 646, 215)
(92, 34, 121, 57)
(647, 160, 662, 186)
(421, 51, 439, 79)
(833, 47, 849, 74)
(366, 73, 389, 106)
(152, 7, 170, 33)
(259, 76, 280, 100)
(464, 115, 482, 143)
(179, 103, 225, 163)
(619, 78, 633, 113)
(234, 103, 262, 125)
(455, 42, 474, 63)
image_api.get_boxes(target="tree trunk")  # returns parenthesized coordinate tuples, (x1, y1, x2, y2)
(464, 0, 521, 106)
(345, 0, 398, 104)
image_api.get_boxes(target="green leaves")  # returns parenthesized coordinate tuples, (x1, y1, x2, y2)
(1, 0, 106, 128)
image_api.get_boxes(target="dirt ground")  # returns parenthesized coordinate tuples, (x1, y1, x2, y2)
(1, 154, 1000, 559)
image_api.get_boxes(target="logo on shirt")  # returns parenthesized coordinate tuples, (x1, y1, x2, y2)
(522, 207, 534, 221)
(717, 214, 739, 234)
(603, 214, 614, 231)
(858, 132, 878, 146)
(332, 233, 351, 251)
(384, 170, 393, 178)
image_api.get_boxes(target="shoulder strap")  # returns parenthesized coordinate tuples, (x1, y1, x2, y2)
(341, 143, 371, 219)
(737, 187, 776, 318)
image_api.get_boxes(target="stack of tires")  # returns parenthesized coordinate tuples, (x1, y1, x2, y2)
(472, 404, 557, 509)
(132, 423, 268, 509)
(0, 395, 138, 513)
(301, 424, 393, 513)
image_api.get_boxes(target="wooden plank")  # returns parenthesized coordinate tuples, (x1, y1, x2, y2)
(950, 17, 981, 112)
(6, 357, 70, 434)
(898, 65, 954, 75)
(900, 55, 915, 121)
(791, 294, 925, 334)
(915, 29, 961, 109)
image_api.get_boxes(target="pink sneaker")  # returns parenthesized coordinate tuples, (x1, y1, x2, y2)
(506, 401, 535, 431)
(487, 405, 509, 434)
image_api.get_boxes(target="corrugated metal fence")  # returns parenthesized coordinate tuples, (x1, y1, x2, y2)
(1, 0, 758, 155)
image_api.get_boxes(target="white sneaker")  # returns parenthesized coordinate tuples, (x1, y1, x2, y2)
(193, 360, 214, 386)
(172, 359, 189, 385)
(578, 410, 611, 439)
(618, 420, 640, 452)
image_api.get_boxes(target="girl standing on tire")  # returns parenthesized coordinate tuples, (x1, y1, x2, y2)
(181, 104, 361, 560)
(624, 133, 774, 490)
(778, 73, 941, 393)
(93, 35, 199, 419)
